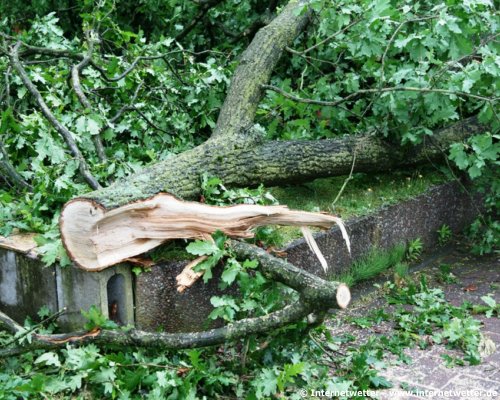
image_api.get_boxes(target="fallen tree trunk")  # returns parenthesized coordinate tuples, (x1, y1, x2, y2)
(60, 117, 481, 271)
(63, 117, 481, 209)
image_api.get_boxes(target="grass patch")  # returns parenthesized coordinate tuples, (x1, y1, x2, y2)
(333, 244, 407, 286)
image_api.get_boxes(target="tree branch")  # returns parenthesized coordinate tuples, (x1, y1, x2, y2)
(287, 18, 361, 55)
(71, 31, 107, 163)
(0, 302, 312, 356)
(380, 16, 437, 84)
(0, 139, 32, 191)
(212, 0, 312, 138)
(175, 0, 225, 41)
(229, 240, 350, 306)
(2, 66, 11, 107)
(8, 42, 101, 190)
(0, 244, 349, 355)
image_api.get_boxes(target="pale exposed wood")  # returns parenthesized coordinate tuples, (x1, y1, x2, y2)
(336, 283, 351, 309)
(61, 193, 349, 271)
(176, 256, 208, 293)
(0, 232, 38, 258)
(301, 226, 329, 273)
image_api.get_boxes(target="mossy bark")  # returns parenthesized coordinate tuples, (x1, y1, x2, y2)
(0, 302, 311, 355)
(212, 0, 310, 138)
(78, 117, 480, 209)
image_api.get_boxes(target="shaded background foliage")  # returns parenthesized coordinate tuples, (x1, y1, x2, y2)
(0, 0, 498, 256)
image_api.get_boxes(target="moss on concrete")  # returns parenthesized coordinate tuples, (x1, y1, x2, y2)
(270, 167, 449, 245)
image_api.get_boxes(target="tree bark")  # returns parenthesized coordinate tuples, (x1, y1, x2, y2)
(212, 0, 311, 138)
(63, 117, 480, 210)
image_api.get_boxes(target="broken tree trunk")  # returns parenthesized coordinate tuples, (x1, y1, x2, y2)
(59, 0, 481, 265)
(60, 117, 481, 271)
(61, 192, 349, 271)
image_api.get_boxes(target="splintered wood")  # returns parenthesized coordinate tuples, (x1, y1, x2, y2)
(176, 256, 208, 293)
(60, 193, 350, 271)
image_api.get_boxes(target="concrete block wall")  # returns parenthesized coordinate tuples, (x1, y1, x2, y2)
(0, 249, 58, 324)
(285, 181, 482, 278)
(0, 250, 134, 330)
(56, 264, 134, 330)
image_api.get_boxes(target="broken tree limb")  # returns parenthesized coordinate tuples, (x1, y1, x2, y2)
(0, 302, 312, 356)
(60, 117, 482, 268)
(0, 242, 349, 356)
(229, 240, 351, 309)
(59, 0, 482, 273)
(176, 256, 208, 293)
(61, 192, 348, 271)
(60, 118, 481, 271)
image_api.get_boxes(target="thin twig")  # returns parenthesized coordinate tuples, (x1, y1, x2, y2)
(430, 32, 500, 86)
(262, 84, 498, 107)
(96, 54, 170, 82)
(108, 82, 143, 124)
(380, 16, 437, 84)
(361, 15, 437, 123)
(285, 46, 339, 68)
(132, 106, 171, 135)
(0, 138, 33, 191)
(175, 0, 224, 41)
(3, 66, 11, 107)
(2, 308, 67, 348)
(332, 148, 357, 206)
(8, 41, 101, 189)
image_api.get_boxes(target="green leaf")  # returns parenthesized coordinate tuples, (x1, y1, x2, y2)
(156, 371, 168, 388)
(186, 240, 219, 256)
(221, 259, 240, 285)
(255, 368, 278, 397)
(87, 114, 102, 135)
(370, 375, 393, 388)
(449, 143, 469, 170)
(35, 352, 61, 367)
(481, 295, 496, 308)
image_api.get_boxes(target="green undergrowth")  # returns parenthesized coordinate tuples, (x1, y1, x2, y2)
(1, 265, 497, 399)
(271, 167, 448, 246)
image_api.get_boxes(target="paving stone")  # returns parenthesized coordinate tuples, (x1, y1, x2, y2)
(344, 247, 500, 397)
(482, 318, 500, 334)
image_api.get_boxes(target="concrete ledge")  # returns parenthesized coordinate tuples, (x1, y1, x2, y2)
(0, 181, 481, 332)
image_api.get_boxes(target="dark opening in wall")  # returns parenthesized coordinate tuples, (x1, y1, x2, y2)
(107, 274, 126, 325)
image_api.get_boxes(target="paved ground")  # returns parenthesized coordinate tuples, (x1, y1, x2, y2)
(330, 244, 499, 399)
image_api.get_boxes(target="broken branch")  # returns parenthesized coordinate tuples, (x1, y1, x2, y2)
(8, 42, 101, 190)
